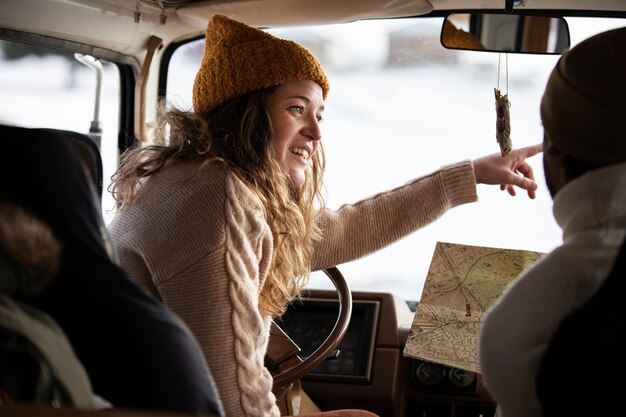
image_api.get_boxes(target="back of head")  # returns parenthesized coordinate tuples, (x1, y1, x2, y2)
(540, 26, 626, 166)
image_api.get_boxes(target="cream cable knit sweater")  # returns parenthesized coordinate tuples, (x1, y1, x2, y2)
(108, 159, 477, 417)
(479, 161, 626, 417)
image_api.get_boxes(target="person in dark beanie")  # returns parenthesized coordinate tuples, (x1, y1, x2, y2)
(479, 26, 626, 417)
(109, 14, 541, 417)
(0, 126, 224, 416)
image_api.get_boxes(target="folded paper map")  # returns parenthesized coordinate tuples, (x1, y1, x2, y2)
(403, 241, 544, 373)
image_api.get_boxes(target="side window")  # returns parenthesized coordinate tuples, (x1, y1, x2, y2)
(0, 40, 120, 222)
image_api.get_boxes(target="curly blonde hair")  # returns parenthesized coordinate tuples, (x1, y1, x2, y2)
(110, 87, 325, 317)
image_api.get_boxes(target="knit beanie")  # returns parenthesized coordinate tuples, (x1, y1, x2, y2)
(192, 14, 330, 116)
(540, 26, 626, 166)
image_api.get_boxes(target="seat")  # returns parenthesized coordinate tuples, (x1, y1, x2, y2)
(0, 124, 224, 416)
(45, 128, 104, 201)
(0, 125, 103, 201)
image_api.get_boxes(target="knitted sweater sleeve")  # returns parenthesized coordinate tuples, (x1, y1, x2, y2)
(312, 161, 477, 270)
(221, 175, 278, 417)
(148, 173, 279, 417)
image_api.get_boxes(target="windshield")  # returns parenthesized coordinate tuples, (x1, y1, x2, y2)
(167, 16, 623, 302)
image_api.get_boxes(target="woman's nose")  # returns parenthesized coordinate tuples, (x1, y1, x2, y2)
(303, 115, 322, 141)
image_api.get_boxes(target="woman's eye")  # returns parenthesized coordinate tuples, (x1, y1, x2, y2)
(316, 115, 324, 123)
(288, 105, 304, 115)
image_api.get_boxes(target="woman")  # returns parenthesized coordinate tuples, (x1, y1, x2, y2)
(108, 14, 541, 417)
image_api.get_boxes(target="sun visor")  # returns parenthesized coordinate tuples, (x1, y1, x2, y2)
(177, 0, 433, 31)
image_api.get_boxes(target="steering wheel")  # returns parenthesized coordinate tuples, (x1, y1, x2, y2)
(271, 267, 352, 391)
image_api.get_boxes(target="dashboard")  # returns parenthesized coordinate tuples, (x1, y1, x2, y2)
(278, 298, 379, 381)
(278, 289, 496, 417)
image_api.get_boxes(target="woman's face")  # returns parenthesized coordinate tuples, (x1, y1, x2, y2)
(265, 79, 324, 188)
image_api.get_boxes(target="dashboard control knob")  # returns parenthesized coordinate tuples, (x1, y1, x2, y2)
(415, 361, 446, 387)
(448, 367, 476, 388)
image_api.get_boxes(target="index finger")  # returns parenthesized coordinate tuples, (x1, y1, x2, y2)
(516, 143, 543, 158)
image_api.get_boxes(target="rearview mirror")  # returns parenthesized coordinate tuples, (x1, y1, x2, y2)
(441, 13, 570, 54)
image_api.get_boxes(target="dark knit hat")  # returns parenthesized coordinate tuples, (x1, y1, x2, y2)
(540, 26, 626, 166)
(192, 14, 330, 116)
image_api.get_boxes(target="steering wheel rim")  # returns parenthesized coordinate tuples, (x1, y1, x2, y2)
(271, 267, 352, 391)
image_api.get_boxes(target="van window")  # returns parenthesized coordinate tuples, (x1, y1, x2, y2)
(0, 40, 120, 222)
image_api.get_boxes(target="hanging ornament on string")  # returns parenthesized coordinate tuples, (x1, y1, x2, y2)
(494, 52, 512, 157)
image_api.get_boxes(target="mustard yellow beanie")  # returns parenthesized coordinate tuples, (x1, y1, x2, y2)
(540, 26, 626, 166)
(192, 14, 330, 116)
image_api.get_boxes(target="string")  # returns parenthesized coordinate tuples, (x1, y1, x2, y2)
(506, 52, 509, 95)
(497, 53, 500, 89)
(497, 53, 510, 95)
